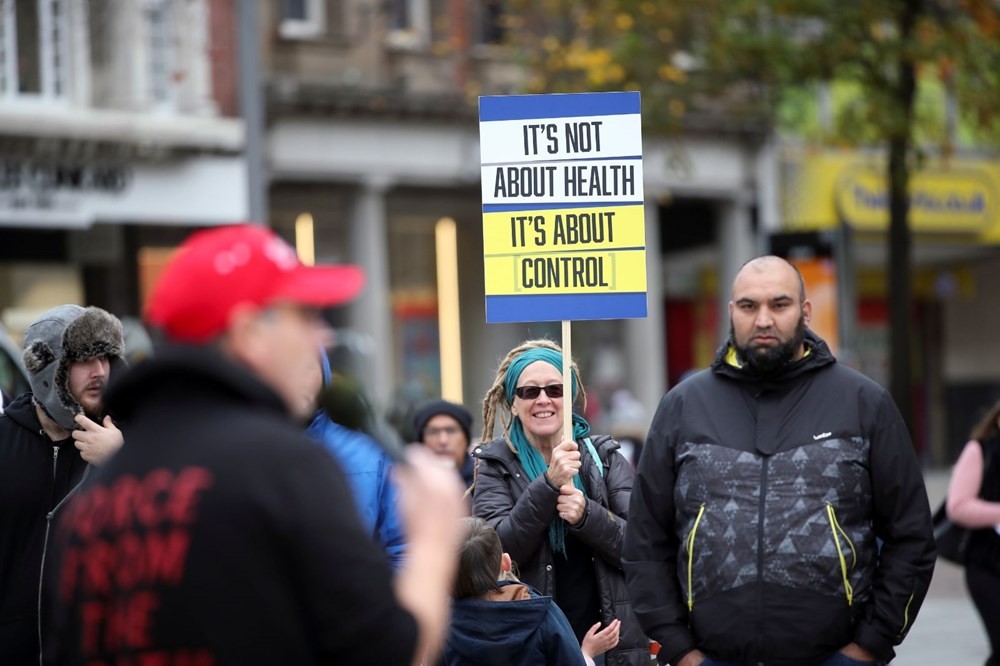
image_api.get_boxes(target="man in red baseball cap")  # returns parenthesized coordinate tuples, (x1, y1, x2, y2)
(144, 223, 366, 421)
(46, 225, 465, 665)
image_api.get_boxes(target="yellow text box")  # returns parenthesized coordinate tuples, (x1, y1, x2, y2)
(485, 249, 647, 296)
(483, 204, 645, 256)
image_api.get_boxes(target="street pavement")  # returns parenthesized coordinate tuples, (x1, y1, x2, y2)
(892, 469, 989, 666)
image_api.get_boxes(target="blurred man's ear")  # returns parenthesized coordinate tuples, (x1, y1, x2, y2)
(220, 303, 266, 366)
(500, 552, 512, 573)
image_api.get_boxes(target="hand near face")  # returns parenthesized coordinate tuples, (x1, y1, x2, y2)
(396, 446, 468, 542)
(73, 414, 124, 466)
(546, 439, 581, 487)
(557, 484, 586, 526)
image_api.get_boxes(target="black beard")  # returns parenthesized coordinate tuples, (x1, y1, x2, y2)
(731, 315, 806, 374)
(82, 405, 104, 422)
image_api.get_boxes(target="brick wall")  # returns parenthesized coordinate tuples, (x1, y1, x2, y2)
(208, 0, 238, 117)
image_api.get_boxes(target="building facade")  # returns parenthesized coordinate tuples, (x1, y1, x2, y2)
(0, 0, 245, 333)
(260, 0, 771, 435)
(778, 147, 1000, 463)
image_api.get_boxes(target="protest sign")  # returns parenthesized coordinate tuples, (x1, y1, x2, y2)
(480, 92, 647, 323)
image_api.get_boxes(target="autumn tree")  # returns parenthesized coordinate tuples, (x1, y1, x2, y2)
(504, 0, 1000, 433)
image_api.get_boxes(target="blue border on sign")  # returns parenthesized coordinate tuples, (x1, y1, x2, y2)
(483, 201, 645, 213)
(479, 92, 641, 122)
(485, 293, 647, 323)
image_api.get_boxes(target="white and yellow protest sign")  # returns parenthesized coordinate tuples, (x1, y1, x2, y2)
(479, 92, 647, 322)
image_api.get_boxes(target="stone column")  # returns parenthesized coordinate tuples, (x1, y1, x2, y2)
(624, 199, 667, 417)
(349, 176, 394, 412)
(717, 199, 756, 344)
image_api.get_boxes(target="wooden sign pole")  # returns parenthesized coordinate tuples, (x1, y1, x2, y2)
(562, 319, 572, 443)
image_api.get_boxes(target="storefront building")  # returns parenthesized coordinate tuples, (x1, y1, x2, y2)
(779, 147, 1000, 463)
(0, 0, 245, 336)
(259, 1, 772, 435)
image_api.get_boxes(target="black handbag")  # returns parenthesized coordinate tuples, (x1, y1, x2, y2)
(932, 500, 971, 565)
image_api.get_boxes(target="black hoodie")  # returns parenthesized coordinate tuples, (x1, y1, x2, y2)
(623, 331, 936, 666)
(44, 345, 417, 665)
(0, 393, 89, 664)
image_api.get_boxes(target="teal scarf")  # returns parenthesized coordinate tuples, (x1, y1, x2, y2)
(504, 348, 591, 557)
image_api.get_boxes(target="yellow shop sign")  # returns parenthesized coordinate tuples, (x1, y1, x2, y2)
(781, 149, 1000, 235)
(834, 165, 995, 232)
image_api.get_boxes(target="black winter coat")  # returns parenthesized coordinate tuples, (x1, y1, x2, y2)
(472, 434, 648, 666)
(0, 394, 88, 665)
(624, 331, 936, 666)
(44, 345, 417, 665)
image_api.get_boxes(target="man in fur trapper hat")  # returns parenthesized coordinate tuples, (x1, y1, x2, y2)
(0, 304, 125, 664)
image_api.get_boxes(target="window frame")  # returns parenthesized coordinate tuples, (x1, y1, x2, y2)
(144, 0, 177, 111)
(279, 0, 327, 40)
(0, 0, 71, 104)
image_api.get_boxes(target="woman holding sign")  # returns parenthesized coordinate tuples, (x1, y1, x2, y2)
(472, 339, 647, 665)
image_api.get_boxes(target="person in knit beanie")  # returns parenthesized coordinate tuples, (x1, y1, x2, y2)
(413, 399, 475, 487)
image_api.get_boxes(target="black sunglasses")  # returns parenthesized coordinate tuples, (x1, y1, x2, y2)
(514, 383, 564, 400)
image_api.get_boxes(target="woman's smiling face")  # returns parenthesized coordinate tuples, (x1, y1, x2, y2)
(513, 360, 564, 445)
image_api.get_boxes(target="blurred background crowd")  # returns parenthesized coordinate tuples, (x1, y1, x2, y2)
(1, 0, 999, 468)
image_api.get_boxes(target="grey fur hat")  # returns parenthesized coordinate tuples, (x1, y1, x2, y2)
(22, 305, 126, 430)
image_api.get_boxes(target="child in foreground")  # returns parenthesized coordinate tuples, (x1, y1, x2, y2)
(441, 516, 620, 665)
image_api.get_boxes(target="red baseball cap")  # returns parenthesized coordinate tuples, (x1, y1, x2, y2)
(146, 224, 364, 343)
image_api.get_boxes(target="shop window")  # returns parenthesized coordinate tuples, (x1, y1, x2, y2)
(280, 0, 326, 39)
(386, 0, 430, 48)
(477, 0, 505, 46)
(0, 0, 69, 101)
(146, 0, 176, 109)
(417, 0, 504, 51)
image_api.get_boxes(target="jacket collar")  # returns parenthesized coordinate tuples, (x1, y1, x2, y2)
(712, 329, 835, 384)
(105, 344, 289, 421)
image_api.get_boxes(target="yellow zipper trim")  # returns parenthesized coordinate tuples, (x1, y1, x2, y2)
(899, 592, 915, 637)
(830, 506, 856, 569)
(826, 504, 854, 606)
(687, 503, 706, 611)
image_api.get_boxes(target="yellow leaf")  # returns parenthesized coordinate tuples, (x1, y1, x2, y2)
(615, 13, 634, 31)
(659, 64, 687, 83)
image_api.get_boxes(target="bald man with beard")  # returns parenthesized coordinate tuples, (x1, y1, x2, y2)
(624, 256, 935, 666)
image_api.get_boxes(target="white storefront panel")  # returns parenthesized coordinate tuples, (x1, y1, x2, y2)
(0, 155, 247, 228)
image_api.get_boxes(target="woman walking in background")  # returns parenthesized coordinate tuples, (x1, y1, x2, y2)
(947, 399, 1000, 666)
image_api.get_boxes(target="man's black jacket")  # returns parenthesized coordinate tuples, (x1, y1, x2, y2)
(0, 394, 87, 664)
(624, 331, 936, 666)
(45, 346, 417, 665)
